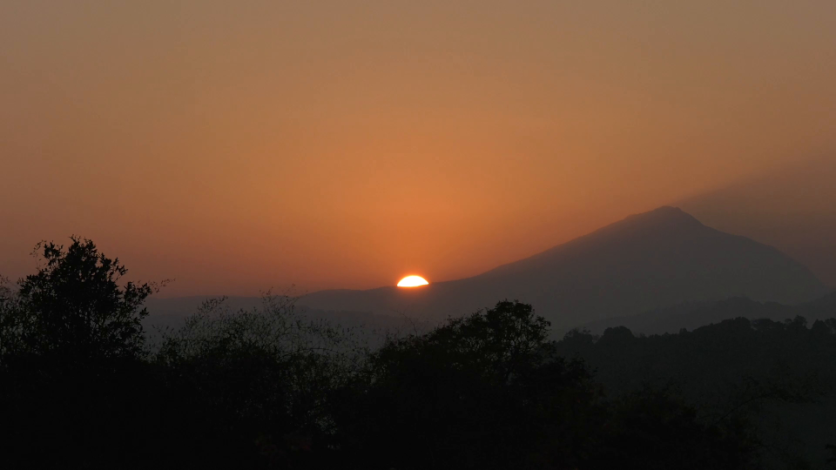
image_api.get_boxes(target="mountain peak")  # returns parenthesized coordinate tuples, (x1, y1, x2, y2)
(546, 207, 707, 252)
(622, 206, 704, 228)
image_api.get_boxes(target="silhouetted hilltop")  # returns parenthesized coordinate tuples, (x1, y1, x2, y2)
(573, 291, 836, 336)
(299, 207, 829, 330)
(554, 314, 836, 468)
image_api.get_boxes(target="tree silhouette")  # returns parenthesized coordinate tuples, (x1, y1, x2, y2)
(16, 237, 156, 360)
(554, 316, 836, 468)
(0, 238, 164, 469)
(153, 294, 362, 468)
(331, 300, 599, 470)
(587, 386, 758, 470)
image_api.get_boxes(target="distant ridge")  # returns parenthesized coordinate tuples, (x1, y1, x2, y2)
(296, 207, 828, 330)
(572, 293, 836, 337)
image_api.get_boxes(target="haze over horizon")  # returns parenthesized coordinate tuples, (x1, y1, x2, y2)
(2, 1, 835, 296)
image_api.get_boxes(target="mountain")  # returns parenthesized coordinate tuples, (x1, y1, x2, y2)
(680, 156, 836, 287)
(298, 207, 829, 330)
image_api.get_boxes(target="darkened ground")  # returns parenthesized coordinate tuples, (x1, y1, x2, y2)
(1, 239, 834, 469)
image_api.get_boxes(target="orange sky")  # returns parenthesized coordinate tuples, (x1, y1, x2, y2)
(2, 1, 835, 296)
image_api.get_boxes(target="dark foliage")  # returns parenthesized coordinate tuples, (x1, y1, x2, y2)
(1, 239, 830, 469)
(330, 301, 599, 469)
(150, 295, 361, 468)
(0, 238, 159, 468)
(328, 301, 758, 470)
(556, 317, 836, 468)
(11, 238, 154, 360)
(589, 387, 757, 470)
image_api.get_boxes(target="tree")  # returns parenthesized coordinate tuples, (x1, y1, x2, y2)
(16, 237, 157, 360)
(331, 301, 763, 470)
(0, 276, 25, 358)
(587, 387, 758, 470)
(331, 300, 599, 470)
(153, 294, 362, 468)
(0, 238, 167, 469)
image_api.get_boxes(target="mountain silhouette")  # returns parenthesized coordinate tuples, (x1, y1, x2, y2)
(680, 156, 836, 286)
(298, 207, 829, 330)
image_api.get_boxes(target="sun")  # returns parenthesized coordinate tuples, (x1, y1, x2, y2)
(397, 275, 429, 288)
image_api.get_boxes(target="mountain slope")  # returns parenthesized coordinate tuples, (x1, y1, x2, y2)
(680, 156, 836, 286)
(299, 207, 828, 330)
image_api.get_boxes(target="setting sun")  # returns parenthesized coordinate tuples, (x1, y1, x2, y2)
(397, 275, 429, 287)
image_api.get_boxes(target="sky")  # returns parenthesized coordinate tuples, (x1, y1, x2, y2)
(2, 1, 835, 296)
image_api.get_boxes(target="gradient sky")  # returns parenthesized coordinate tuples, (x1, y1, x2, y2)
(2, 1, 835, 296)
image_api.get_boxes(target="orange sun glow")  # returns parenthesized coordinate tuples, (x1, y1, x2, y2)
(397, 275, 429, 287)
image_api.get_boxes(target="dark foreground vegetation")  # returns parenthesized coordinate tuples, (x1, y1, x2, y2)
(1, 239, 834, 469)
